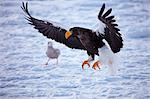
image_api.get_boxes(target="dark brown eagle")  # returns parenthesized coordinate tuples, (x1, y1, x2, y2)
(21, 2, 123, 70)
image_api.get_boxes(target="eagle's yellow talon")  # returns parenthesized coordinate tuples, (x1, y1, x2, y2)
(92, 61, 101, 70)
(82, 60, 90, 69)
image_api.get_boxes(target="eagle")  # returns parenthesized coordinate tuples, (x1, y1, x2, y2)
(21, 2, 123, 70)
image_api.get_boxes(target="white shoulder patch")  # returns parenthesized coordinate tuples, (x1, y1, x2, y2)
(93, 20, 106, 36)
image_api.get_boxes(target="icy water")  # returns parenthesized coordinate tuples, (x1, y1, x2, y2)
(0, 0, 150, 99)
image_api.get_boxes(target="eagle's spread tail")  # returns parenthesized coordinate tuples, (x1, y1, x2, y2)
(98, 45, 118, 75)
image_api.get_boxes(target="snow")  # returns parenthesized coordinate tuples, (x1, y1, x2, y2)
(0, 0, 150, 99)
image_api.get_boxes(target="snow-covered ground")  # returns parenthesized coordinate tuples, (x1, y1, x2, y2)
(0, 0, 150, 99)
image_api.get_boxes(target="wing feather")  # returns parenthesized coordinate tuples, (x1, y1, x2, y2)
(103, 8, 112, 18)
(98, 3, 123, 53)
(21, 2, 85, 50)
(98, 4, 105, 17)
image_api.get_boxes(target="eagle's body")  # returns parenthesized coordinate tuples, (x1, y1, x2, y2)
(21, 2, 123, 70)
(69, 27, 105, 59)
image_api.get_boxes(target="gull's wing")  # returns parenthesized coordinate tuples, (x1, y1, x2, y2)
(98, 3, 123, 53)
(21, 2, 85, 50)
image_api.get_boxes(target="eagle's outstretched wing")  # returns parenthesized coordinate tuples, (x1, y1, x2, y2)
(98, 3, 123, 53)
(21, 2, 85, 50)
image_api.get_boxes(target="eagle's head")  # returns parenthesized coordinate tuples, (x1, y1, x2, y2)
(65, 27, 79, 39)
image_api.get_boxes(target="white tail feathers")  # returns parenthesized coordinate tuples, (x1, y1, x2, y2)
(98, 45, 118, 75)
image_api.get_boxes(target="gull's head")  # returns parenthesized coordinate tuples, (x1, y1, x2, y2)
(48, 41, 53, 47)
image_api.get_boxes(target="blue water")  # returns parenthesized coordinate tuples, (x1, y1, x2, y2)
(0, 0, 150, 99)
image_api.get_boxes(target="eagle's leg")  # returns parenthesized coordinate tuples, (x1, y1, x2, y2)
(92, 61, 101, 70)
(45, 58, 50, 65)
(82, 55, 93, 69)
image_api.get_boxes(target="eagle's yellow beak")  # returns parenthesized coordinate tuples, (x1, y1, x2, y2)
(65, 31, 72, 39)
